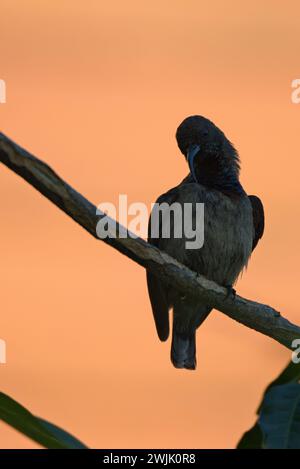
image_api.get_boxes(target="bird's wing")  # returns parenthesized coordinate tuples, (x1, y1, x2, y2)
(147, 188, 179, 341)
(146, 272, 169, 341)
(248, 195, 265, 251)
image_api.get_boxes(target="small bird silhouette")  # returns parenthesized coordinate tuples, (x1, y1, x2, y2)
(147, 115, 264, 370)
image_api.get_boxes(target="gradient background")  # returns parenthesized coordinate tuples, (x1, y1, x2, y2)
(0, 0, 299, 449)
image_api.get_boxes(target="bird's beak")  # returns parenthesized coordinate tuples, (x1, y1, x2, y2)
(187, 144, 201, 182)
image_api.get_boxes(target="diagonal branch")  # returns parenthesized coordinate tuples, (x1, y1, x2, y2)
(0, 132, 299, 350)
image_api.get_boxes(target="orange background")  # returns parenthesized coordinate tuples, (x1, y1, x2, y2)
(0, 0, 299, 449)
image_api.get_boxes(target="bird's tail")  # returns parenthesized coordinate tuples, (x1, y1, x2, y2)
(171, 329, 196, 370)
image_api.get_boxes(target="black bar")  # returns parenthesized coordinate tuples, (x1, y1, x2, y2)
(0, 449, 283, 466)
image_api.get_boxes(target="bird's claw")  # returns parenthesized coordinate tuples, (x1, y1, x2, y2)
(225, 285, 236, 299)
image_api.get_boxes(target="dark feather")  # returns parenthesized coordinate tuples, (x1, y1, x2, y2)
(248, 195, 265, 250)
(146, 190, 177, 341)
(146, 272, 169, 341)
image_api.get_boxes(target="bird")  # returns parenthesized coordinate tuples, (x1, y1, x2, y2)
(146, 115, 264, 370)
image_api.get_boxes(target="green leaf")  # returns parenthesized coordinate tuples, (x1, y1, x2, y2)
(37, 418, 87, 449)
(237, 423, 263, 449)
(237, 361, 300, 448)
(259, 383, 300, 449)
(0, 392, 88, 449)
(258, 361, 300, 413)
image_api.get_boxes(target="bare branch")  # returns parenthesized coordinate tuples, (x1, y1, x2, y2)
(0, 132, 299, 350)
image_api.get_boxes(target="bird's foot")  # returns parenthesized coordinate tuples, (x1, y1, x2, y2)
(224, 285, 236, 299)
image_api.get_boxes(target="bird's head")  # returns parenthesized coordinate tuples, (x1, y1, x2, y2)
(176, 115, 240, 186)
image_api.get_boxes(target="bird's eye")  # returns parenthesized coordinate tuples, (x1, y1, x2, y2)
(202, 130, 209, 137)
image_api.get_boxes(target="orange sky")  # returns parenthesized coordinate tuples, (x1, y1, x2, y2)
(0, 0, 299, 449)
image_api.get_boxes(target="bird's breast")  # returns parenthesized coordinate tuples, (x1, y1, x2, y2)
(157, 183, 254, 286)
